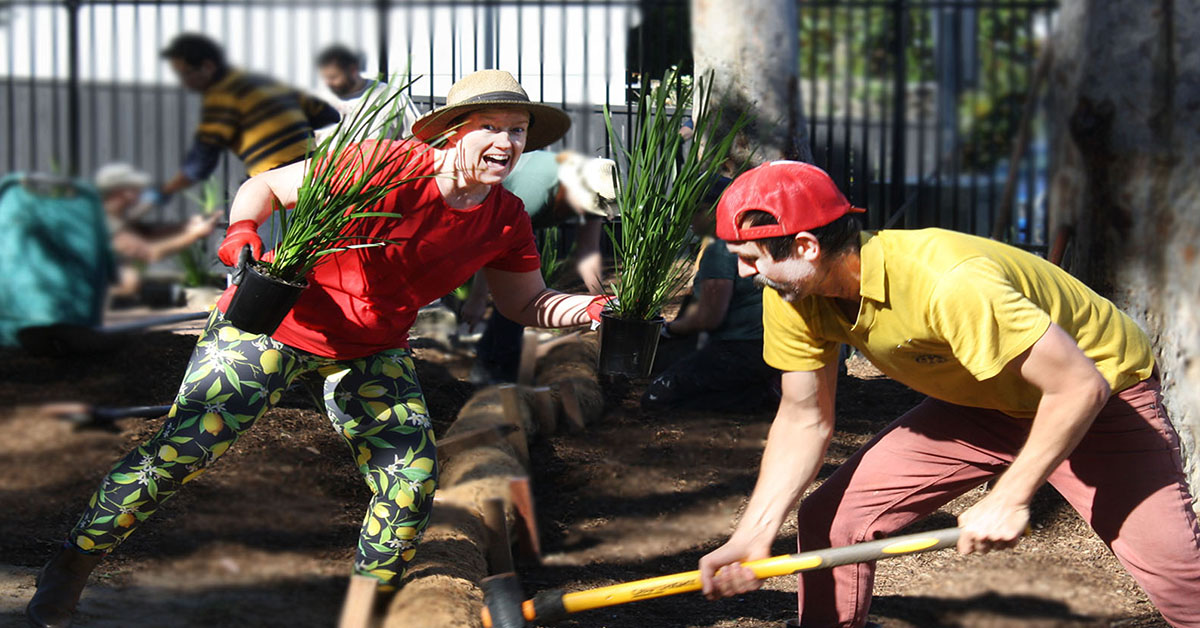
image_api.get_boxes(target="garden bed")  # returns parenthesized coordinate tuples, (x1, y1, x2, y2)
(0, 311, 1164, 627)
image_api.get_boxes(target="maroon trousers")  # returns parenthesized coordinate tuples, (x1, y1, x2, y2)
(796, 377, 1200, 627)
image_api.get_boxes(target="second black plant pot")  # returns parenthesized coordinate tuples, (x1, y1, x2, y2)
(223, 264, 307, 336)
(597, 311, 664, 378)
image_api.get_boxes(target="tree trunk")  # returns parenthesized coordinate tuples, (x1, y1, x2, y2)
(1048, 0, 1200, 496)
(691, 0, 812, 167)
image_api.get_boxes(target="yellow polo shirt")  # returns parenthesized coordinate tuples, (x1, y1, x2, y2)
(763, 228, 1154, 418)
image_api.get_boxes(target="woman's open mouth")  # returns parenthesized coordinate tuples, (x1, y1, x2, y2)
(483, 154, 510, 171)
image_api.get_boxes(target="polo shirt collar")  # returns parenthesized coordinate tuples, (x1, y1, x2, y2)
(859, 231, 885, 303)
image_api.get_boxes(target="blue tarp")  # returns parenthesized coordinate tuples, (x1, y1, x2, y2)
(0, 174, 114, 347)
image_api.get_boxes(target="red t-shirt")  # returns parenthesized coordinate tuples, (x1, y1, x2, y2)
(218, 139, 541, 359)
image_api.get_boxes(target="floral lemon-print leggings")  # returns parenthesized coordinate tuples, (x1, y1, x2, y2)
(67, 311, 437, 591)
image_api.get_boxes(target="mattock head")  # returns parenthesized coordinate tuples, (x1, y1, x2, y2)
(480, 572, 529, 628)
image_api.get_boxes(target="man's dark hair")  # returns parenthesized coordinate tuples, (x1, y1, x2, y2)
(161, 33, 226, 70)
(316, 44, 361, 70)
(740, 210, 862, 260)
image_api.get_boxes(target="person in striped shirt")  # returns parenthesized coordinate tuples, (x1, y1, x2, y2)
(152, 33, 339, 202)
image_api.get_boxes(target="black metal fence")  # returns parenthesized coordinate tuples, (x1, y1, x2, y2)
(800, 0, 1057, 248)
(0, 1, 645, 212)
(0, 0, 1056, 249)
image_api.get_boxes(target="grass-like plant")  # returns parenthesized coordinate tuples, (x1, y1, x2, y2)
(258, 73, 431, 285)
(178, 179, 224, 287)
(538, 226, 571, 286)
(601, 69, 751, 321)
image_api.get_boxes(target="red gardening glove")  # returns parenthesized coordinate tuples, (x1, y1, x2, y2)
(217, 220, 263, 267)
(586, 295, 617, 329)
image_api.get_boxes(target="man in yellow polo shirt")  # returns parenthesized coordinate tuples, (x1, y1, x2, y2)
(696, 161, 1200, 627)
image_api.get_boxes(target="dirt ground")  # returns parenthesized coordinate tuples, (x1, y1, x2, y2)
(0, 308, 1167, 627)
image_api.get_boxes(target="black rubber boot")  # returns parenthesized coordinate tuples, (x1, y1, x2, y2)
(25, 546, 103, 628)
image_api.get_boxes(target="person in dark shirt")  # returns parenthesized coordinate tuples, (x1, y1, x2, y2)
(642, 188, 779, 412)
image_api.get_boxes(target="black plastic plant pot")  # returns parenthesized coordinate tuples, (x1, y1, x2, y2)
(223, 264, 307, 336)
(597, 311, 664, 378)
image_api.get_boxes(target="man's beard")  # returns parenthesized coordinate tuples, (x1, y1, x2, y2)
(755, 275, 802, 301)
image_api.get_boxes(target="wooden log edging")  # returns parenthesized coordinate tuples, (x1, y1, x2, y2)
(382, 335, 603, 628)
(535, 337, 604, 428)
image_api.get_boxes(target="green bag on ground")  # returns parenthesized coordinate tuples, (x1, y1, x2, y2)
(0, 173, 114, 347)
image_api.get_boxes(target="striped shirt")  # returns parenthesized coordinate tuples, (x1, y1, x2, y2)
(195, 70, 337, 176)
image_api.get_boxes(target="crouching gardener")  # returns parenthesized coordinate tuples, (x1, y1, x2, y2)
(27, 70, 606, 627)
(698, 161, 1200, 627)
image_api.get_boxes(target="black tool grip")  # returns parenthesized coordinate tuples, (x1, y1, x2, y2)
(231, 244, 252, 286)
(530, 589, 568, 624)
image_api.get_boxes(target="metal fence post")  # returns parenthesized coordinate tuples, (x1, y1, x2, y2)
(377, 0, 390, 77)
(888, 0, 908, 224)
(65, 0, 81, 176)
(483, 0, 497, 69)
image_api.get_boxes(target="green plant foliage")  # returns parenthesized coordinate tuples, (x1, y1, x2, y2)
(537, 226, 571, 286)
(261, 73, 433, 284)
(799, 5, 936, 85)
(177, 246, 215, 288)
(602, 68, 751, 321)
(956, 9, 1041, 171)
(178, 179, 226, 288)
(186, 179, 224, 217)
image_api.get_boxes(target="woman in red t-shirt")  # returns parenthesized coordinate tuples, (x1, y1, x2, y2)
(28, 70, 606, 626)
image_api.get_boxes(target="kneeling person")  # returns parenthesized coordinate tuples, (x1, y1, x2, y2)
(642, 233, 777, 413)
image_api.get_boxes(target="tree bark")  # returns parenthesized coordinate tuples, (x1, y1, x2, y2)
(691, 0, 812, 167)
(1048, 0, 1200, 496)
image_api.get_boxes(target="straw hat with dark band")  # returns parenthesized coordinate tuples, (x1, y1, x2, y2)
(412, 69, 571, 151)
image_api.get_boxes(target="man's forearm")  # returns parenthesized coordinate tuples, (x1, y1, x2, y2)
(956, 323, 1111, 553)
(226, 161, 306, 226)
(732, 411, 832, 543)
(731, 366, 838, 545)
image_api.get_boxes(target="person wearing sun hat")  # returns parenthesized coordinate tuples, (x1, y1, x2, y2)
(697, 161, 1200, 627)
(462, 147, 618, 384)
(27, 69, 612, 627)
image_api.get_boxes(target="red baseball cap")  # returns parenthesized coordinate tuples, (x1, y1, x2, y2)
(715, 161, 865, 241)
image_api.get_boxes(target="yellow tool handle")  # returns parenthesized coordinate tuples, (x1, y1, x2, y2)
(559, 527, 961, 615)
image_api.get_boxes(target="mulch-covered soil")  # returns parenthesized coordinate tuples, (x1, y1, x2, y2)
(0, 309, 1166, 627)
